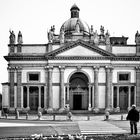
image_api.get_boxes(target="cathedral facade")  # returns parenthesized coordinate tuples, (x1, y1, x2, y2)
(2, 4, 140, 113)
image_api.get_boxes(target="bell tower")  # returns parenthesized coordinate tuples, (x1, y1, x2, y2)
(70, 4, 80, 18)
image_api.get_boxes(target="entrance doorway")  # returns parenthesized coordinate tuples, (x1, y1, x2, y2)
(73, 94, 82, 110)
(29, 87, 39, 111)
(119, 86, 128, 110)
(69, 72, 89, 110)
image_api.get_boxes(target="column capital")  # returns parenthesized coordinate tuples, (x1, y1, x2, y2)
(7, 66, 16, 72)
(93, 66, 99, 71)
(105, 65, 114, 70)
(45, 66, 53, 71)
(88, 83, 92, 87)
(15, 66, 22, 72)
(66, 83, 70, 87)
(135, 66, 140, 72)
(59, 65, 65, 71)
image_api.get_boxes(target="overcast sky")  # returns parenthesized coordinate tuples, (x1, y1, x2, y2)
(0, 0, 140, 93)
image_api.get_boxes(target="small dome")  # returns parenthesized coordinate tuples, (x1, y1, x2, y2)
(61, 18, 90, 35)
(60, 4, 90, 35)
(70, 4, 80, 11)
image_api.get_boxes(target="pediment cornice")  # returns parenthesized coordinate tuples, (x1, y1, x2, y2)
(45, 39, 116, 58)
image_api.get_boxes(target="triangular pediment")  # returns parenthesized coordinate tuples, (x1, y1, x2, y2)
(46, 40, 115, 58)
(57, 45, 102, 56)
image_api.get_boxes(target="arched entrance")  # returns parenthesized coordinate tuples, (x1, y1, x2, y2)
(69, 72, 89, 110)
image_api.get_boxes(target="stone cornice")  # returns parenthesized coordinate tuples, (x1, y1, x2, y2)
(46, 39, 116, 57)
(8, 44, 47, 47)
(4, 55, 140, 61)
(4, 55, 46, 61)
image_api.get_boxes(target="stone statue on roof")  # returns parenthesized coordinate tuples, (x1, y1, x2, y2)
(17, 31, 23, 44)
(90, 25, 94, 35)
(9, 30, 15, 44)
(94, 30, 99, 45)
(48, 27, 54, 43)
(135, 30, 140, 45)
(75, 19, 80, 33)
(59, 25, 65, 44)
(100, 25, 104, 35)
(105, 30, 110, 45)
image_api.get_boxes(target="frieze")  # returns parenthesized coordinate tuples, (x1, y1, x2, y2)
(4, 54, 140, 61)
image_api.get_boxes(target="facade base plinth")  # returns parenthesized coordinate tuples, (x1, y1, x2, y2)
(114, 107, 120, 112)
(59, 108, 66, 113)
(88, 107, 92, 111)
(47, 108, 53, 113)
(105, 107, 113, 112)
(93, 108, 100, 113)
(127, 107, 131, 111)
(38, 107, 43, 112)
(136, 106, 140, 111)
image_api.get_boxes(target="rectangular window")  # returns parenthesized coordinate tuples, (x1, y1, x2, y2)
(118, 72, 130, 83)
(28, 72, 40, 82)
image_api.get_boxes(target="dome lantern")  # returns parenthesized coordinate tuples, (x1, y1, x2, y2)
(70, 4, 80, 18)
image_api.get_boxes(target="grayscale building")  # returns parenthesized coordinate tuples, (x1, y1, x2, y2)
(2, 4, 140, 113)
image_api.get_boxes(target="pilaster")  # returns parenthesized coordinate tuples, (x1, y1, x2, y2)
(135, 66, 140, 109)
(59, 66, 65, 113)
(128, 86, 131, 110)
(47, 66, 53, 113)
(44, 66, 48, 109)
(16, 66, 22, 108)
(105, 66, 113, 111)
(88, 84, 92, 111)
(93, 66, 99, 113)
(8, 66, 15, 108)
(38, 86, 41, 109)
(27, 86, 30, 109)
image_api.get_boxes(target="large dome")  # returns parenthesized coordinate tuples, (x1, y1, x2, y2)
(61, 18, 90, 35)
(60, 4, 90, 35)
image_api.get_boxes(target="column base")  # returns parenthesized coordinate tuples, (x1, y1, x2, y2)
(93, 108, 100, 113)
(38, 107, 43, 112)
(47, 108, 53, 113)
(59, 108, 66, 113)
(114, 107, 120, 112)
(105, 107, 113, 112)
(88, 107, 92, 111)
(127, 107, 131, 111)
(136, 106, 140, 112)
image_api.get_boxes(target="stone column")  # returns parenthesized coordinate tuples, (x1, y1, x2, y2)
(8, 66, 15, 108)
(65, 83, 70, 105)
(27, 86, 30, 109)
(134, 86, 136, 105)
(93, 66, 99, 113)
(59, 66, 65, 112)
(116, 86, 120, 111)
(135, 66, 140, 110)
(105, 67, 110, 110)
(21, 86, 23, 108)
(88, 84, 92, 111)
(47, 66, 53, 113)
(110, 68, 113, 109)
(44, 66, 48, 109)
(16, 66, 22, 108)
(38, 86, 41, 109)
(128, 86, 131, 108)
(105, 66, 113, 111)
